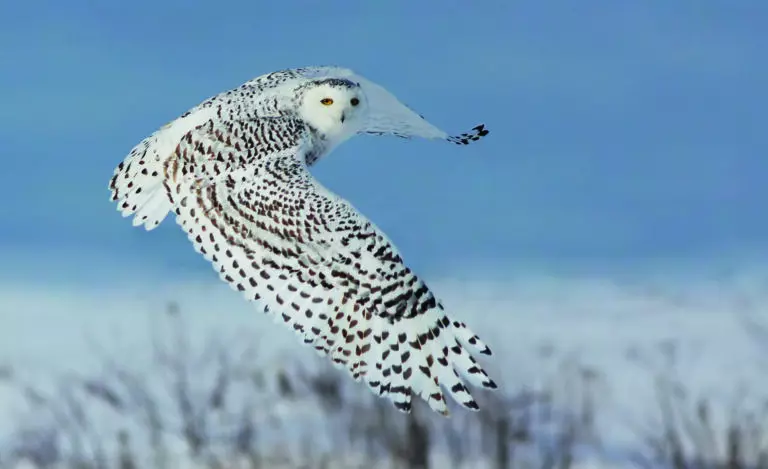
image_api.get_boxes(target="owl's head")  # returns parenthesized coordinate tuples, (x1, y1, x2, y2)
(297, 78, 367, 143)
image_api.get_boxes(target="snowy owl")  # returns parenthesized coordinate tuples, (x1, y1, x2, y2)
(108, 66, 495, 415)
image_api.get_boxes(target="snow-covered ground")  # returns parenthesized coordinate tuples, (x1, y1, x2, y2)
(1, 260, 767, 467)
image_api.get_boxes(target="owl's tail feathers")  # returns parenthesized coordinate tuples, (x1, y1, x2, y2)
(447, 124, 490, 146)
(108, 134, 174, 231)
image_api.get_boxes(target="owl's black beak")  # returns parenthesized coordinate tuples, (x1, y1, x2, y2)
(340, 112, 346, 124)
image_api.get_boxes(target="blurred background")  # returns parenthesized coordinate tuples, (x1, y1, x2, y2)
(1, 1, 767, 468)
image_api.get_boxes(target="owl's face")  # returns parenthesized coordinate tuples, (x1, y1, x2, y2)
(298, 79, 367, 144)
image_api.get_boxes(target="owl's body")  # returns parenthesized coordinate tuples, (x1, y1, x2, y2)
(109, 66, 494, 415)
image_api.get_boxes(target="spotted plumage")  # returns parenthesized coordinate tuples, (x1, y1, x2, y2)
(109, 65, 495, 415)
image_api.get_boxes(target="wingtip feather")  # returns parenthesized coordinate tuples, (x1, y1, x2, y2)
(447, 123, 490, 146)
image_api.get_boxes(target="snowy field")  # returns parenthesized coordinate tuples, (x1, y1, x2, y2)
(1, 257, 767, 467)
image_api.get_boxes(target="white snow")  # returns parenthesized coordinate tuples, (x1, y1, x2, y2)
(1, 259, 767, 467)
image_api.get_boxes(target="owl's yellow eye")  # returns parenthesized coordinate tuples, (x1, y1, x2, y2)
(320, 98, 334, 106)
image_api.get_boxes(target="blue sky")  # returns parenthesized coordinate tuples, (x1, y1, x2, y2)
(1, 1, 767, 282)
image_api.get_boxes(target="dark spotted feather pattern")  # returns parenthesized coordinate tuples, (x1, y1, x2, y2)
(162, 117, 497, 415)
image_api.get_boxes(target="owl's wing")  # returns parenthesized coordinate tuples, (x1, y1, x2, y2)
(108, 68, 312, 231)
(350, 72, 490, 145)
(165, 116, 497, 415)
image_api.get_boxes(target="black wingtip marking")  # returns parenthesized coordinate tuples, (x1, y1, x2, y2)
(447, 123, 490, 146)
(474, 124, 490, 137)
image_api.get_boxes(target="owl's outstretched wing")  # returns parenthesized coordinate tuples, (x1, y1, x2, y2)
(345, 71, 490, 145)
(164, 117, 497, 415)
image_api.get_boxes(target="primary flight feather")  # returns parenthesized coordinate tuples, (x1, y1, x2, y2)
(108, 65, 495, 415)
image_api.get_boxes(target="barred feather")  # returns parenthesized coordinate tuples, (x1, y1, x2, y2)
(160, 116, 496, 414)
